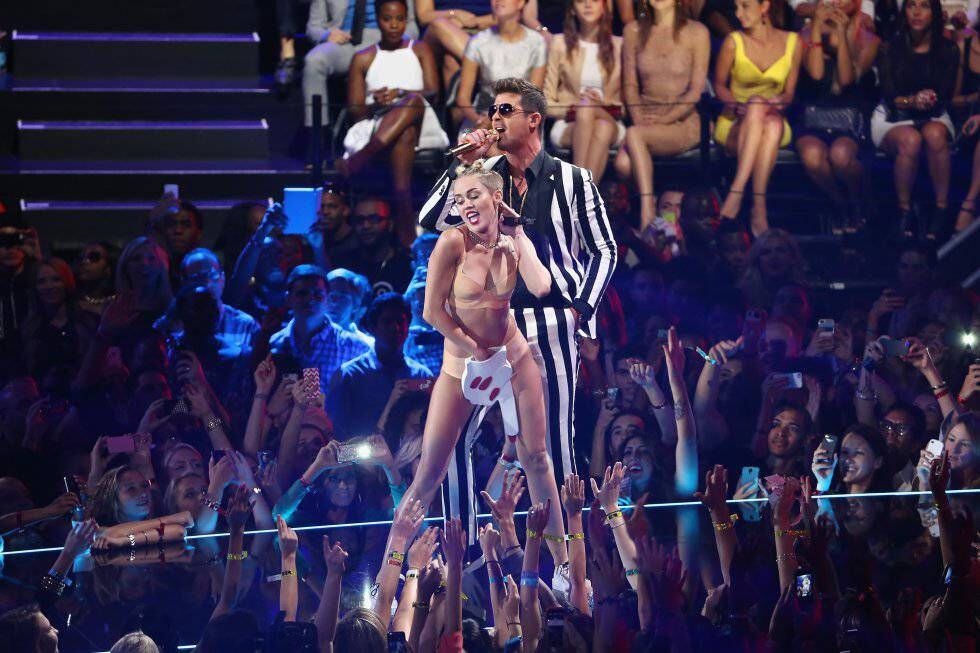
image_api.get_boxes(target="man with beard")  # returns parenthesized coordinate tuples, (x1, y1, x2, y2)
(334, 197, 413, 296)
(310, 183, 360, 266)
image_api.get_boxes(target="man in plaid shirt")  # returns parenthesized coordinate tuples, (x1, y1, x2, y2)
(269, 264, 370, 395)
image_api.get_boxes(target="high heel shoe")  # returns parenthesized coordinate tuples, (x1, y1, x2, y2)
(955, 200, 976, 232)
(720, 189, 744, 220)
(925, 205, 948, 242)
(897, 206, 915, 240)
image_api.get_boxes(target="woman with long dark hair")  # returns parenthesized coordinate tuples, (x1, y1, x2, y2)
(872, 0, 959, 240)
(615, 0, 710, 230)
(713, 0, 803, 236)
(543, 0, 623, 184)
(23, 257, 97, 378)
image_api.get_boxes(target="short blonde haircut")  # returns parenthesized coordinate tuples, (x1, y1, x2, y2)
(454, 159, 504, 194)
(110, 631, 160, 653)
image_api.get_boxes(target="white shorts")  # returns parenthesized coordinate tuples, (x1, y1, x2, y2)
(870, 104, 955, 148)
(549, 119, 626, 150)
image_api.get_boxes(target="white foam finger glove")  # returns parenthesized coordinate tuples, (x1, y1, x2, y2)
(462, 348, 519, 437)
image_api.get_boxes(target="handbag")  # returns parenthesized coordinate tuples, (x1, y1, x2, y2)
(802, 104, 866, 141)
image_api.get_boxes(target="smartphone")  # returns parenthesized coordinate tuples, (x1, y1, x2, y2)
(338, 442, 373, 463)
(163, 183, 179, 199)
(738, 466, 760, 492)
(743, 309, 766, 356)
(657, 328, 669, 342)
(795, 573, 813, 598)
(926, 438, 944, 457)
(944, 565, 953, 586)
(817, 318, 835, 333)
(818, 434, 838, 458)
(881, 337, 911, 358)
(606, 387, 621, 403)
(105, 435, 137, 454)
(774, 372, 804, 388)
(257, 450, 273, 472)
(302, 367, 320, 398)
(404, 378, 434, 392)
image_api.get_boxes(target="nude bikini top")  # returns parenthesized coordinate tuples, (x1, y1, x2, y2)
(449, 226, 518, 310)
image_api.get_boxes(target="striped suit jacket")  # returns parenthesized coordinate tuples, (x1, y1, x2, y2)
(418, 153, 617, 339)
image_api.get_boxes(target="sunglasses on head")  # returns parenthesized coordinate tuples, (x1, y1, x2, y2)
(488, 103, 526, 119)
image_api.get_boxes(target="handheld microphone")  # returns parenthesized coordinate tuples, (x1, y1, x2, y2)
(448, 127, 504, 156)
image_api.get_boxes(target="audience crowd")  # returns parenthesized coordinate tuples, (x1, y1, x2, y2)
(2, 0, 980, 651)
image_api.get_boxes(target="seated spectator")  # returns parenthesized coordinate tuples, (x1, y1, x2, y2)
(269, 265, 371, 396)
(73, 242, 117, 317)
(713, 0, 803, 235)
(614, 0, 709, 230)
(952, 21, 980, 232)
(326, 268, 374, 346)
(340, 0, 447, 246)
(23, 257, 97, 379)
(403, 266, 444, 371)
(418, 0, 497, 86)
(156, 249, 260, 360)
(872, 0, 959, 240)
(327, 292, 432, 439)
(0, 214, 38, 384)
(301, 0, 419, 133)
(334, 197, 414, 296)
(272, 0, 302, 88)
(795, 0, 879, 233)
(309, 183, 360, 268)
(543, 0, 624, 184)
(454, 0, 547, 133)
(737, 228, 807, 310)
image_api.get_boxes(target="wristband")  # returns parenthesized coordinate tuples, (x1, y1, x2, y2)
(774, 527, 805, 538)
(712, 513, 739, 532)
(929, 380, 948, 390)
(280, 569, 295, 577)
(254, 393, 269, 401)
(625, 568, 640, 577)
(520, 572, 539, 587)
(227, 550, 248, 561)
(413, 601, 429, 609)
(696, 346, 719, 366)
(405, 568, 420, 579)
(603, 509, 623, 522)
(543, 533, 566, 543)
(526, 528, 541, 540)
(933, 388, 949, 400)
(299, 476, 314, 491)
(205, 416, 224, 432)
(389, 551, 405, 562)
(39, 572, 67, 597)
(567, 532, 585, 540)
(387, 558, 403, 567)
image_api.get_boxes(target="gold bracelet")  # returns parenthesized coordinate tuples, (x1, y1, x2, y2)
(227, 551, 248, 561)
(281, 569, 295, 577)
(774, 527, 806, 538)
(712, 513, 739, 532)
(567, 532, 585, 540)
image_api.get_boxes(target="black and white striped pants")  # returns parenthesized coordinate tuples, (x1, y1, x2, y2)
(441, 306, 580, 540)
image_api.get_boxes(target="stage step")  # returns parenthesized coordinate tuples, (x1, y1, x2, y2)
(12, 32, 260, 80)
(17, 119, 270, 160)
(20, 198, 264, 249)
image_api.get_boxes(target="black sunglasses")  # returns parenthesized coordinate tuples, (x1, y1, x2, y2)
(488, 103, 526, 119)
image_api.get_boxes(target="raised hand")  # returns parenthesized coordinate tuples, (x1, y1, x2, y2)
(478, 523, 501, 560)
(480, 469, 525, 522)
(62, 519, 98, 559)
(392, 498, 426, 541)
(137, 398, 172, 434)
(417, 558, 444, 600)
(526, 499, 551, 535)
(590, 462, 626, 512)
(663, 326, 685, 376)
(225, 484, 251, 531)
(409, 526, 440, 569)
(929, 451, 950, 507)
(589, 544, 625, 598)
(323, 536, 349, 575)
(276, 515, 299, 557)
(209, 453, 238, 490)
(811, 447, 837, 492)
(628, 359, 658, 388)
(441, 518, 466, 567)
(626, 493, 650, 542)
(184, 383, 212, 418)
(254, 355, 277, 395)
(45, 492, 81, 518)
(501, 575, 520, 623)
(560, 474, 586, 518)
(694, 464, 729, 514)
(707, 337, 743, 367)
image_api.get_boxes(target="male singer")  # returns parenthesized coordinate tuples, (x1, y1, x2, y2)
(419, 77, 617, 544)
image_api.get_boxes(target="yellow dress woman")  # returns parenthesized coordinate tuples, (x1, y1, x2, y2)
(713, 0, 803, 235)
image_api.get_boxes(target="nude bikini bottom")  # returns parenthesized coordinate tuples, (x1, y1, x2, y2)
(441, 329, 531, 379)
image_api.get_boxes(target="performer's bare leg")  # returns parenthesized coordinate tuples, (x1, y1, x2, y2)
(401, 372, 475, 510)
(511, 350, 568, 565)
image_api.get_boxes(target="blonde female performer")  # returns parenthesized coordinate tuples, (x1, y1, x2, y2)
(402, 162, 568, 565)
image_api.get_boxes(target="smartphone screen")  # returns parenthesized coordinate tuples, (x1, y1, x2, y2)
(105, 435, 136, 454)
(738, 466, 760, 491)
(796, 573, 813, 598)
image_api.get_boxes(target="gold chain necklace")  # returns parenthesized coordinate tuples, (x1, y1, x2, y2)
(466, 227, 500, 250)
(510, 174, 529, 216)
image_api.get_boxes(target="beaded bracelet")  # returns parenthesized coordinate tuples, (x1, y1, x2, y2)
(39, 573, 66, 597)
(712, 513, 739, 532)
(567, 532, 585, 540)
(227, 551, 249, 561)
